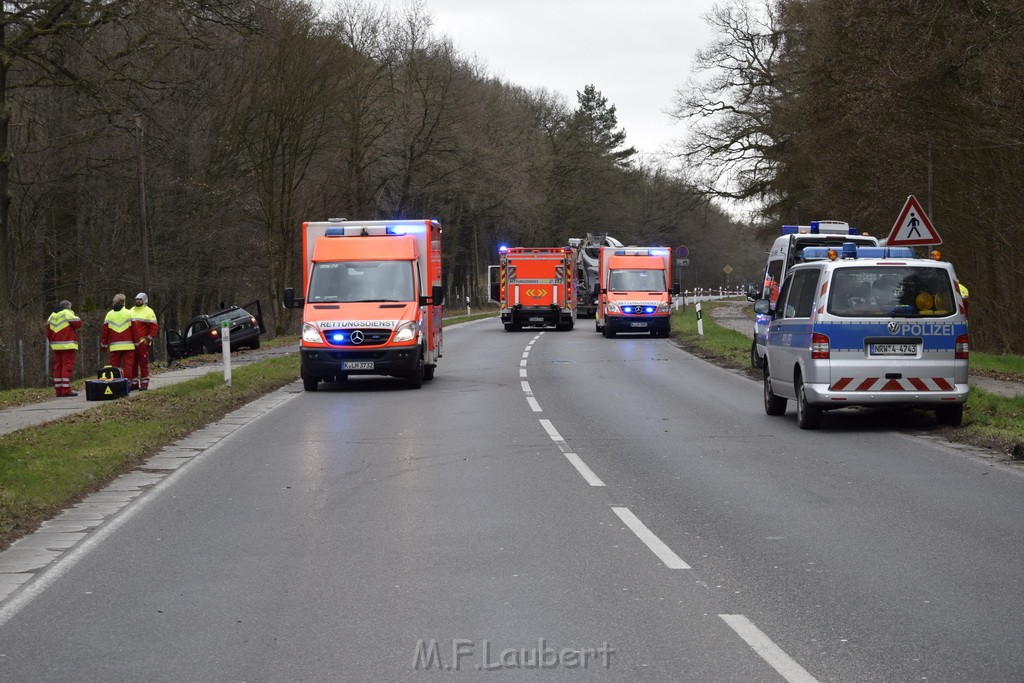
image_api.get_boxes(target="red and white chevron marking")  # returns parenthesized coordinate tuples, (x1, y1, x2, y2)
(829, 376, 955, 392)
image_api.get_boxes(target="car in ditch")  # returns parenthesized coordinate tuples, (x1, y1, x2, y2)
(166, 304, 264, 359)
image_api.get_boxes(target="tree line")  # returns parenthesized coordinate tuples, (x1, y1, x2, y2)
(670, 0, 1024, 353)
(0, 0, 756, 391)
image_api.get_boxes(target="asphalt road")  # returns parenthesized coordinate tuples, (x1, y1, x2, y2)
(0, 318, 1022, 681)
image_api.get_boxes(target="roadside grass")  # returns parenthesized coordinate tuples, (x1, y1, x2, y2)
(670, 302, 754, 374)
(670, 301, 1024, 457)
(0, 336, 301, 410)
(0, 356, 298, 550)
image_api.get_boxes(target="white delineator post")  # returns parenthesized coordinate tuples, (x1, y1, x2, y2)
(696, 302, 704, 338)
(220, 320, 232, 386)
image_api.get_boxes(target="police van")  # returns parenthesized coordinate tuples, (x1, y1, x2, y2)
(754, 243, 969, 429)
(748, 221, 879, 369)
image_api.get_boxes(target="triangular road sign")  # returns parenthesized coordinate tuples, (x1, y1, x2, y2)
(887, 195, 941, 246)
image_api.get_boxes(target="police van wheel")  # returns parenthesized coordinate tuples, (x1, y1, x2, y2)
(763, 366, 786, 416)
(796, 376, 822, 429)
(751, 341, 763, 369)
(935, 404, 963, 427)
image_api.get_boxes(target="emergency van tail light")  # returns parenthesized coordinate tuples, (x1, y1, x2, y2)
(955, 334, 969, 359)
(811, 333, 830, 359)
(301, 323, 323, 344)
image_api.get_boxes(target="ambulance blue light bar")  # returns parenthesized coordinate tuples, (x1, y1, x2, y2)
(649, 249, 669, 256)
(498, 244, 508, 253)
(324, 227, 345, 237)
(385, 224, 426, 235)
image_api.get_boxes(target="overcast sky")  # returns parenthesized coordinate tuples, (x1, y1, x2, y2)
(372, 0, 720, 159)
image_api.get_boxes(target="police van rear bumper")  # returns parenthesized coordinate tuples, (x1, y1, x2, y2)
(804, 382, 969, 406)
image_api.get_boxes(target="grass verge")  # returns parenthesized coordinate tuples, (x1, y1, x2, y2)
(669, 302, 1024, 459)
(0, 356, 298, 550)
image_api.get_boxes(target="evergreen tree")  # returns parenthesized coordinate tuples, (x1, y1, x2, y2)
(571, 84, 637, 166)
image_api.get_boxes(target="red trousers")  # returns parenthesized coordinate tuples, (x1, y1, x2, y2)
(109, 350, 136, 387)
(52, 349, 76, 396)
(133, 344, 152, 389)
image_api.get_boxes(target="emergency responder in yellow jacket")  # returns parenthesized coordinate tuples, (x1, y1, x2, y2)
(45, 300, 82, 397)
(129, 292, 159, 390)
(101, 293, 139, 383)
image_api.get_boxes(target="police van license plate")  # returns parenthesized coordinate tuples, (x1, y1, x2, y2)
(630, 321, 648, 328)
(869, 343, 917, 356)
(529, 317, 545, 322)
(343, 361, 374, 370)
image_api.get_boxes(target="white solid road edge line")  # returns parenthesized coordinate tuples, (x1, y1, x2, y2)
(611, 507, 690, 569)
(0, 388, 300, 628)
(719, 614, 819, 683)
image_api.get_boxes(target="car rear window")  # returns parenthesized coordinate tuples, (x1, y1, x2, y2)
(827, 266, 955, 318)
(210, 308, 252, 323)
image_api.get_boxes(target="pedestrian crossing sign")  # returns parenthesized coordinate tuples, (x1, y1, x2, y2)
(886, 195, 941, 246)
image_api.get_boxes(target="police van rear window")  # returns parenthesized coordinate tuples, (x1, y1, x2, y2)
(827, 266, 955, 318)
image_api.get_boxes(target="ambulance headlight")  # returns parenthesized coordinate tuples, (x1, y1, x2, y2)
(392, 321, 418, 343)
(301, 323, 324, 343)
(657, 303, 671, 313)
(605, 303, 620, 314)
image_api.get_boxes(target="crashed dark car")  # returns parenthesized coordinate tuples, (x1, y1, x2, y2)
(166, 306, 263, 359)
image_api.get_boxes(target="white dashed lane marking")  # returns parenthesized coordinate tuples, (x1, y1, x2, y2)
(611, 507, 690, 569)
(719, 615, 819, 683)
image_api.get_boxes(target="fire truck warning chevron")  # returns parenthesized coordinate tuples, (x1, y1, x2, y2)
(498, 246, 575, 331)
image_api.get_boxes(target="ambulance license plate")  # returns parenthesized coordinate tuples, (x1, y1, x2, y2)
(869, 343, 917, 356)
(529, 317, 545, 322)
(343, 361, 374, 370)
(630, 321, 648, 328)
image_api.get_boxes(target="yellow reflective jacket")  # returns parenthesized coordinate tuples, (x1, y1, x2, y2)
(46, 309, 82, 351)
(102, 306, 139, 352)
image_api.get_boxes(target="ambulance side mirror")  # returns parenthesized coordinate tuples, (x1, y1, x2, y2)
(283, 288, 304, 309)
(672, 283, 681, 295)
(420, 285, 444, 306)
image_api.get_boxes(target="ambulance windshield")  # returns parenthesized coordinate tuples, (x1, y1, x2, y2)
(827, 266, 955, 318)
(609, 269, 666, 292)
(308, 261, 415, 303)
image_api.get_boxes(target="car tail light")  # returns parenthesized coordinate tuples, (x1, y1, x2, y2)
(250, 316, 257, 325)
(210, 329, 219, 338)
(955, 334, 969, 359)
(811, 333, 830, 359)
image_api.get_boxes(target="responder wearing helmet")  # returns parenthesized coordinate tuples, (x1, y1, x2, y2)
(130, 292, 159, 390)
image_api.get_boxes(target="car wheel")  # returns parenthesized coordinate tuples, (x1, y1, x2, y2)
(935, 404, 964, 427)
(250, 338, 261, 350)
(796, 374, 822, 429)
(751, 340, 763, 369)
(763, 365, 787, 416)
(503, 323, 513, 332)
(204, 340, 218, 355)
